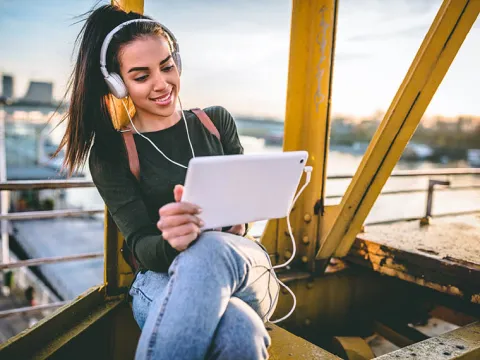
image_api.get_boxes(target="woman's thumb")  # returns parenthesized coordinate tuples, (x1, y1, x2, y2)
(174, 185, 184, 202)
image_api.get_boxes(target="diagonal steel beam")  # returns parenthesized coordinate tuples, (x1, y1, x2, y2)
(317, 0, 480, 260)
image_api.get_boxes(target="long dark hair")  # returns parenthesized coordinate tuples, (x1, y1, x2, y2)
(55, 5, 171, 175)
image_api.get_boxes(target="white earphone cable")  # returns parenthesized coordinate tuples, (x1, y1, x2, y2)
(121, 97, 311, 324)
(178, 96, 196, 159)
(121, 99, 195, 169)
(266, 166, 313, 324)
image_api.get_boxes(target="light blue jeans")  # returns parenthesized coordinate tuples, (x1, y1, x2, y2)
(129, 231, 279, 360)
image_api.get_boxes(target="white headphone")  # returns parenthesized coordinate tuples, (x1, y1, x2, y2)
(100, 18, 194, 169)
(100, 18, 181, 99)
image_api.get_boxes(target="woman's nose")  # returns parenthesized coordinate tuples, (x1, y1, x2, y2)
(153, 74, 169, 92)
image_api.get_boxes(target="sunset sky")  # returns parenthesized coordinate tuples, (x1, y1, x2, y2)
(0, 0, 479, 119)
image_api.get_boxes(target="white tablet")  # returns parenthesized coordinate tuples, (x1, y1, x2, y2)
(182, 151, 309, 230)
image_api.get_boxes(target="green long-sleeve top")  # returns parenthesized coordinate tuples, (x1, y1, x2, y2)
(89, 106, 244, 272)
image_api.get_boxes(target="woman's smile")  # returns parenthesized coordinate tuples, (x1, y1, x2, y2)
(150, 88, 173, 106)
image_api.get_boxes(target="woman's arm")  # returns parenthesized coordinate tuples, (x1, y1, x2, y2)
(89, 144, 184, 272)
(205, 106, 244, 156)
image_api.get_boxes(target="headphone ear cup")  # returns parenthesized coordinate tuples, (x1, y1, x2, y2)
(105, 73, 128, 98)
(173, 52, 182, 76)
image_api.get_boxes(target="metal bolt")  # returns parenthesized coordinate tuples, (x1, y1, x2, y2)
(420, 217, 430, 226)
(302, 235, 310, 245)
(284, 250, 292, 259)
(301, 256, 308, 263)
(304, 213, 312, 223)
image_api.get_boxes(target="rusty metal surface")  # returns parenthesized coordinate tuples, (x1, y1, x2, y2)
(347, 214, 480, 303)
(268, 324, 340, 359)
(0, 179, 95, 190)
(0, 208, 103, 221)
(331, 336, 375, 359)
(0, 252, 104, 270)
(0, 286, 115, 358)
(375, 322, 480, 360)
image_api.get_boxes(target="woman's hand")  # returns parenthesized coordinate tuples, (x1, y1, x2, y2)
(157, 185, 203, 251)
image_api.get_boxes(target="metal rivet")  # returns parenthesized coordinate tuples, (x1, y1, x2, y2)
(307, 282, 313, 289)
(304, 318, 311, 326)
(284, 250, 292, 259)
(301, 256, 308, 263)
(302, 235, 310, 245)
(304, 213, 312, 223)
(420, 217, 430, 226)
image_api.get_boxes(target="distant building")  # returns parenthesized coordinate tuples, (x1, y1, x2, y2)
(2, 74, 14, 98)
(331, 117, 354, 135)
(22, 81, 53, 104)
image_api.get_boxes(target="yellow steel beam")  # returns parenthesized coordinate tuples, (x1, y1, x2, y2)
(104, 0, 145, 294)
(317, 0, 480, 260)
(115, 0, 144, 14)
(261, 0, 338, 272)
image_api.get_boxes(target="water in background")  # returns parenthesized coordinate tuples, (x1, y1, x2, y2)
(65, 135, 480, 237)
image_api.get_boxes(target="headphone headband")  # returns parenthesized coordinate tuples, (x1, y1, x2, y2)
(100, 18, 180, 78)
(99, 18, 182, 98)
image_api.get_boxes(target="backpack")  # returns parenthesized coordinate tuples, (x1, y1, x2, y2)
(120, 108, 220, 273)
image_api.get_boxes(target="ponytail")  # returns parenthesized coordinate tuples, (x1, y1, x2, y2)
(54, 5, 165, 175)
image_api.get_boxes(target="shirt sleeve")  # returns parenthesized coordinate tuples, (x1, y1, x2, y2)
(89, 144, 177, 272)
(205, 106, 244, 155)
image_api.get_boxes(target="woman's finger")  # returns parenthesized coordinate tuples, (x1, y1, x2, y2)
(158, 214, 203, 230)
(162, 222, 200, 240)
(159, 202, 201, 217)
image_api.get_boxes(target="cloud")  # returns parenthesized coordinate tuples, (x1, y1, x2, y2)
(347, 24, 428, 42)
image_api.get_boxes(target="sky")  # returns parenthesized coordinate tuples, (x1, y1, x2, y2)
(0, 0, 479, 119)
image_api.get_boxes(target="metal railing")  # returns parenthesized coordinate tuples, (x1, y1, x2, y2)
(0, 168, 479, 317)
(327, 168, 480, 180)
(325, 184, 480, 199)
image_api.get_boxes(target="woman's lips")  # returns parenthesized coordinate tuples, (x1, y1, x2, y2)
(151, 89, 173, 106)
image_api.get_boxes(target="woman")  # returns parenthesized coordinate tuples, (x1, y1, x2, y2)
(56, 4, 278, 360)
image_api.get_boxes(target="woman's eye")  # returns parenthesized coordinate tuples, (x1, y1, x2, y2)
(162, 65, 174, 72)
(134, 75, 148, 82)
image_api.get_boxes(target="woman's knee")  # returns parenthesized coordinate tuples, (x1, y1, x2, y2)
(178, 232, 234, 265)
(209, 297, 271, 360)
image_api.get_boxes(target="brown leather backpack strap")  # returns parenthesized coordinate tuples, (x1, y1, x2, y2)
(120, 127, 141, 273)
(121, 129, 140, 181)
(191, 108, 221, 140)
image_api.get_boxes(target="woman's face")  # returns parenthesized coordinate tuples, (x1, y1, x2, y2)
(119, 35, 180, 119)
